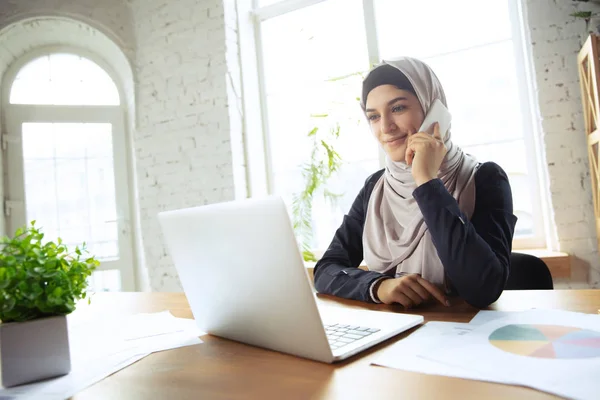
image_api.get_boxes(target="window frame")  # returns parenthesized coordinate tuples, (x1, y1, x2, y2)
(1, 45, 137, 291)
(246, 0, 549, 252)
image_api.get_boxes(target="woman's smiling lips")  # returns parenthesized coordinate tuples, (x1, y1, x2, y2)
(385, 134, 408, 147)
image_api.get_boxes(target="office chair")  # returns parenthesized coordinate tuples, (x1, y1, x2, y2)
(505, 252, 554, 290)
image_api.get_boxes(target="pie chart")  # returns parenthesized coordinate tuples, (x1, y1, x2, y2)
(488, 324, 600, 359)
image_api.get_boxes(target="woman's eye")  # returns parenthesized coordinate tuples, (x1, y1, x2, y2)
(392, 105, 405, 113)
(368, 114, 379, 121)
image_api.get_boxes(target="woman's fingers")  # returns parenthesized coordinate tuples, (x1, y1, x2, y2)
(396, 280, 425, 305)
(405, 146, 415, 165)
(405, 277, 432, 301)
(391, 291, 415, 308)
(417, 276, 450, 306)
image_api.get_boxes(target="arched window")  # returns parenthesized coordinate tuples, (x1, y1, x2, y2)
(3, 51, 134, 291)
(10, 53, 120, 105)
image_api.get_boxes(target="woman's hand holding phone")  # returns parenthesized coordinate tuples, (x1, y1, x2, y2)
(406, 122, 447, 186)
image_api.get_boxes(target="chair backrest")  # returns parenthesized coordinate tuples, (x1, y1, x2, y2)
(505, 252, 553, 290)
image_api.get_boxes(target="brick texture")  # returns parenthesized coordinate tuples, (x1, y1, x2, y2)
(0, 0, 135, 55)
(524, 0, 600, 287)
(130, 0, 242, 291)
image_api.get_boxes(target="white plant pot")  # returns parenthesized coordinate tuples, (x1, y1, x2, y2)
(0, 315, 71, 387)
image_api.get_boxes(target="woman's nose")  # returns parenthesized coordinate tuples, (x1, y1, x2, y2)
(382, 115, 397, 134)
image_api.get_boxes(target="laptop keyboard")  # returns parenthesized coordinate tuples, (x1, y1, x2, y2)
(324, 323, 380, 350)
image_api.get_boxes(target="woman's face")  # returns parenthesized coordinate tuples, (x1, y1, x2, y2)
(365, 85, 425, 162)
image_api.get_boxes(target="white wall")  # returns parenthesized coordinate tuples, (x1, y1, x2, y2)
(130, 0, 245, 291)
(524, 0, 600, 287)
(0, 0, 135, 54)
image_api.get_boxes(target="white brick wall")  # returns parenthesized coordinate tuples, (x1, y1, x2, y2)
(524, 0, 600, 286)
(0, 0, 134, 55)
(130, 0, 243, 291)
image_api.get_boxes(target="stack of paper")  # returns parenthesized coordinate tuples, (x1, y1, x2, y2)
(0, 311, 204, 400)
(373, 309, 600, 400)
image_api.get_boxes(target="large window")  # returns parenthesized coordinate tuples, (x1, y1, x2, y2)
(258, 0, 380, 252)
(3, 51, 135, 291)
(252, 0, 546, 252)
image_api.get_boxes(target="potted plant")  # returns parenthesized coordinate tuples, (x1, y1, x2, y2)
(0, 221, 99, 387)
(290, 70, 368, 262)
(292, 118, 343, 262)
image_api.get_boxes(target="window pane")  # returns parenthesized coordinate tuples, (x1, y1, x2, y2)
(261, 0, 378, 250)
(375, 0, 512, 59)
(10, 53, 120, 105)
(424, 41, 525, 148)
(22, 123, 120, 261)
(374, 0, 538, 241)
(463, 140, 533, 237)
(261, 0, 370, 91)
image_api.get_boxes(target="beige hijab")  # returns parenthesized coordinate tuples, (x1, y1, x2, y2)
(362, 57, 479, 286)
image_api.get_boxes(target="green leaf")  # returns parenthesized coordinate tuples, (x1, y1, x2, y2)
(1, 296, 16, 313)
(571, 11, 593, 18)
(302, 250, 317, 262)
(0, 221, 99, 323)
(291, 114, 345, 261)
(0, 268, 10, 289)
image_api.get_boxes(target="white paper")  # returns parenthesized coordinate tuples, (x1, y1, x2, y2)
(0, 311, 205, 400)
(372, 321, 518, 385)
(468, 310, 521, 326)
(419, 309, 600, 400)
(372, 309, 512, 374)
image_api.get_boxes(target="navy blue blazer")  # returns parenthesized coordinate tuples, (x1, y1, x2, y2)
(313, 162, 518, 308)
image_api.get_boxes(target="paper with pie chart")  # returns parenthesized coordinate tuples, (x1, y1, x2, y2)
(488, 324, 600, 359)
(419, 309, 600, 400)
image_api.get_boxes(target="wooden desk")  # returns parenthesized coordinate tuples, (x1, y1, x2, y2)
(71, 290, 600, 399)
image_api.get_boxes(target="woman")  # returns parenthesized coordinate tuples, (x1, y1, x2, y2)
(313, 57, 517, 309)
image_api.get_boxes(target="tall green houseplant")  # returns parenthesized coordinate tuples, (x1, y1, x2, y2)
(292, 117, 343, 262)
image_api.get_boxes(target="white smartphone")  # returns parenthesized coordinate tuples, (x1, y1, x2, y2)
(418, 98, 452, 139)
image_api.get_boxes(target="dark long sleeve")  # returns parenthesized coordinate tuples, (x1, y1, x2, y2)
(314, 162, 517, 307)
(412, 162, 517, 308)
(313, 172, 386, 302)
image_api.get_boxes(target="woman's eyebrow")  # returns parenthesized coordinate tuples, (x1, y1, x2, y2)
(365, 96, 408, 113)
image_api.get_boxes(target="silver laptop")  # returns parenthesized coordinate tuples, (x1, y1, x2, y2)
(157, 196, 423, 363)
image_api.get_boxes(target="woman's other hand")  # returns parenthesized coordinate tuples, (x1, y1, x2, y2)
(405, 122, 447, 186)
(375, 273, 450, 308)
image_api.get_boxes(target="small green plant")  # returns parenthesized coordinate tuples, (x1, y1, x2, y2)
(571, 10, 596, 18)
(292, 119, 343, 262)
(0, 221, 99, 323)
